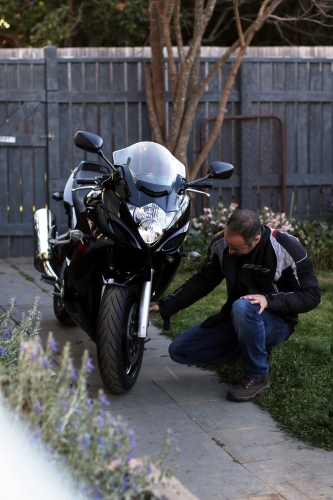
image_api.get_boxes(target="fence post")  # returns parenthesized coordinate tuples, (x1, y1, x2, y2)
(44, 45, 61, 221)
(239, 62, 255, 211)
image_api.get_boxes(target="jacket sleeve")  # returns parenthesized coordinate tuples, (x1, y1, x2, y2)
(266, 233, 321, 315)
(158, 237, 225, 319)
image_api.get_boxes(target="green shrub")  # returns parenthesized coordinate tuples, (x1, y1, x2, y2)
(0, 297, 41, 373)
(184, 204, 333, 271)
(0, 300, 178, 499)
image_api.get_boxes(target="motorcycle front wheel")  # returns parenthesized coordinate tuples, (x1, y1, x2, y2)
(96, 285, 144, 393)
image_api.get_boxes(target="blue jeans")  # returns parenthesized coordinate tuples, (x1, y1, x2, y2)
(168, 298, 291, 379)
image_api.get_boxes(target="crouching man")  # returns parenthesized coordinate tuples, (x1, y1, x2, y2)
(149, 209, 321, 402)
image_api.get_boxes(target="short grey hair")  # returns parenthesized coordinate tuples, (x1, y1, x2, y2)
(225, 210, 261, 245)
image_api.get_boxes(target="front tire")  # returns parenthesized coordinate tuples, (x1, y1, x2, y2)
(96, 285, 144, 393)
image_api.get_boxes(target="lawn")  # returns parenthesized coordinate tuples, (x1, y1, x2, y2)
(152, 270, 333, 450)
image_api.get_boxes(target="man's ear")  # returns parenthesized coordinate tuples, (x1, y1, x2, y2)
(253, 234, 261, 246)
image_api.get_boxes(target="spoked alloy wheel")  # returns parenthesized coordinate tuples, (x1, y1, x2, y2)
(96, 285, 144, 393)
(125, 302, 141, 376)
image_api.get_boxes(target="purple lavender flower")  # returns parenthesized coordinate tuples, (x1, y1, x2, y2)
(120, 474, 130, 491)
(55, 421, 62, 433)
(31, 429, 41, 448)
(85, 358, 94, 373)
(48, 338, 58, 353)
(2, 330, 11, 340)
(34, 401, 42, 415)
(98, 436, 105, 448)
(60, 399, 68, 412)
(170, 433, 178, 445)
(74, 404, 81, 415)
(127, 429, 136, 449)
(66, 365, 77, 381)
(80, 434, 91, 452)
(147, 462, 154, 474)
(0, 347, 8, 357)
(86, 398, 94, 410)
(97, 414, 104, 427)
(41, 357, 50, 369)
(29, 341, 42, 361)
(98, 394, 110, 406)
(126, 451, 135, 465)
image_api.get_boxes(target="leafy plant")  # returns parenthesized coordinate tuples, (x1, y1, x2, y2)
(0, 299, 178, 499)
(185, 203, 333, 271)
(0, 297, 41, 373)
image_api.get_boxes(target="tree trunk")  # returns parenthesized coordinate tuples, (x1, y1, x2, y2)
(149, 0, 166, 141)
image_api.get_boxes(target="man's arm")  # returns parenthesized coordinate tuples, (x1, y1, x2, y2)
(266, 232, 321, 314)
(156, 236, 226, 320)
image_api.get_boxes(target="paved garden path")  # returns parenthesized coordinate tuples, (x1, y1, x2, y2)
(0, 257, 332, 500)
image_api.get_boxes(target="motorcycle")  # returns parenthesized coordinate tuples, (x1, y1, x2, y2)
(33, 131, 233, 393)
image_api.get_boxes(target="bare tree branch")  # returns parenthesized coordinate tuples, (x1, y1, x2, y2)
(146, 0, 333, 181)
(234, 0, 245, 48)
(173, 0, 185, 65)
(202, 4, 233, 43)
(161, 0, 178, 100)
(191, 0, 285, 179)
(166, 0, 218, 152)
(267, 19, 294, 45)
(269, 14, 333, 26)
(144, 64, 166, 145)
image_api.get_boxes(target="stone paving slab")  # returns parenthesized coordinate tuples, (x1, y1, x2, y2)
(1, 257, 333, 500)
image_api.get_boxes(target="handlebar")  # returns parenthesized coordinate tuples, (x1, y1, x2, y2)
(190, 181, 213, 188)
(76, 178, 98, 185)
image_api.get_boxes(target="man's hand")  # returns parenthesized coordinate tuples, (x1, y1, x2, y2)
(241, 294, 268, 314)
(149, 302, 160, 317)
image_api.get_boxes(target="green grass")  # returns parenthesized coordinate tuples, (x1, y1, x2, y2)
(10, 264, 35, 282)
(153, 271, 333, 450)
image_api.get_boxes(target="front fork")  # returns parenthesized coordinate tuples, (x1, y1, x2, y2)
(138, 269, 154, 338)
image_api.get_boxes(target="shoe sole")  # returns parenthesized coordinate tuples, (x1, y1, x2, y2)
(227, 384, 270, 402)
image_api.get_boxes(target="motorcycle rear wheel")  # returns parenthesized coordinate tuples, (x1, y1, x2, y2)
(96, 285, 144, 393)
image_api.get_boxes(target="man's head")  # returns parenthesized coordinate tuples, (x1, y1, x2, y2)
(224, 209, 262, 256)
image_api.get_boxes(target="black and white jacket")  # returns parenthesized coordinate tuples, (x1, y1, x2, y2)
(158, 225, 321, 330)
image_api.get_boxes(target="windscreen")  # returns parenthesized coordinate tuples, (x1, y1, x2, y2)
(113, 142, 186, 195)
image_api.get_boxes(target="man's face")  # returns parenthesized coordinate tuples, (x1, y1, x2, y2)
(224, 227, 261, 256)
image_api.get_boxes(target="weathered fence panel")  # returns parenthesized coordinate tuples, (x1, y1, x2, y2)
(0, 46, 332, 256)
(0, 52, 48, 257)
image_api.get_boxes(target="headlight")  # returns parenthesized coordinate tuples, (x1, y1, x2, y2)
(138, 219, 163, 245)
(127, 199, 189, 246)
(127, 203, 175, 245)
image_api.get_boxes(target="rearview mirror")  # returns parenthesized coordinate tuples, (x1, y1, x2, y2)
(74, 131, 103, 154)
(208, 161, 233, 180)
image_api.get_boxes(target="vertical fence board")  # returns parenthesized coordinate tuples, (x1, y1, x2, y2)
(1, 48, 333, 256)
(0, 147, 8, 255)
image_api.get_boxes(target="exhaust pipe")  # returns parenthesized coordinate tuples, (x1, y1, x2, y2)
(33, 209, 59, 284)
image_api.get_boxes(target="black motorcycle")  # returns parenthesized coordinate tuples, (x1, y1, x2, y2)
(33, 131, 233, 393)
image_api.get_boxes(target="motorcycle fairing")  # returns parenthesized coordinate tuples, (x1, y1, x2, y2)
(113, 142, 185, 196)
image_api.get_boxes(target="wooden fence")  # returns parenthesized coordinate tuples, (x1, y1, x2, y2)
(0, 46, 332, 257)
